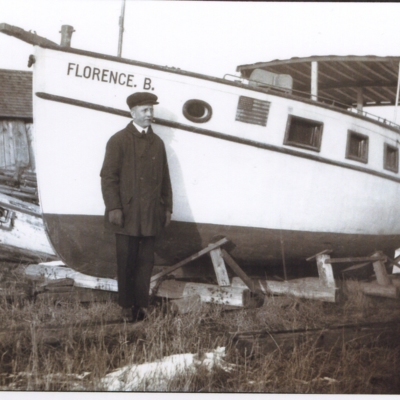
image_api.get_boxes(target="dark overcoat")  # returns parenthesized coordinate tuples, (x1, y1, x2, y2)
(100, 122, 173, 236)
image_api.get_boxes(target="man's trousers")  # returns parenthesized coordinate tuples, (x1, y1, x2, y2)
(115, 234, 155, 308)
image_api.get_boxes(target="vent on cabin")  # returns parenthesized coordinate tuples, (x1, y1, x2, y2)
(235, 96, 270, 127)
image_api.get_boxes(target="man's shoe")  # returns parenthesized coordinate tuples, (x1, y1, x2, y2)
(132, 306, 148, 322)
(121, 307, 133, 322)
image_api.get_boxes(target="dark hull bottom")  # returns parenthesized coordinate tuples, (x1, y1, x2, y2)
(0, 243, 56, 264)
(44, 214, 400, 278)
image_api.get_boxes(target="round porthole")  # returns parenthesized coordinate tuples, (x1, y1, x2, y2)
(182, 99, 212, 123)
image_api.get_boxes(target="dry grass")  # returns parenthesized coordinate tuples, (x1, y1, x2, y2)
(0, 261, 399, 393)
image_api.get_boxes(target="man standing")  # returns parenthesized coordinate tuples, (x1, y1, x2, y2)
(101, 92, 173, 322)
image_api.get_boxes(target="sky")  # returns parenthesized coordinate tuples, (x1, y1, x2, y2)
(1, 1, 400, 118)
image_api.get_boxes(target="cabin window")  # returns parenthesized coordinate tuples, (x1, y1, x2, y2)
(183, 99, 212, 123)
(346, 131, 369, 164)
(284, 115, 323, 152)
(384, 143, 399, 173)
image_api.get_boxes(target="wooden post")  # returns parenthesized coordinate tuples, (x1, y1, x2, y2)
(394, 61, 400, 124)
(316, 254, 336, 288)
(393, 248, 400, 274)
(311, 61, 318, 101)
(209, 247, 230, 286)
(25, 123, 35, 171)
(372, 251, 390, 286)
(357, 88, 364, 114)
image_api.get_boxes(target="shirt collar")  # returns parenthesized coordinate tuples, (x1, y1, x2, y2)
(132, 121, 149, 134)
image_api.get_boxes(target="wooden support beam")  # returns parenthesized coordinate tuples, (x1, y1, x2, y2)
(221, 249, 255, 292)
(150, 237, 229, 283)
(327, 256, 386, 264)
(394, 248, 400, 274)
(316, 254, 336, 288)
(231, 277, 338, 303)
(371, 251, 391, 286)
(342, 262, 370, 273)
(361, 281, 398, 299)
(209, 247, 230, 286)
(386, 255, 400, 273)
(306, 249, 332, 262)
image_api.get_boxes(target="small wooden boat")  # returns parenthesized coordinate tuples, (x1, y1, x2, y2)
(0, 192, 55, 263)
(2, 23, 400, 277)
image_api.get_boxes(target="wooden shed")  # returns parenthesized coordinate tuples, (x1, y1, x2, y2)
(0, 69, 34, 174)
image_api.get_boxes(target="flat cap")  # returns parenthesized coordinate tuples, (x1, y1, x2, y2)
(126, 92, 159, 109)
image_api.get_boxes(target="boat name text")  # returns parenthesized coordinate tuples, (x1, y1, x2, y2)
(66, 63, 154, 90)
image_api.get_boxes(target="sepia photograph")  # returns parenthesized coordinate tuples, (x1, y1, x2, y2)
(0, 0, 400, 393)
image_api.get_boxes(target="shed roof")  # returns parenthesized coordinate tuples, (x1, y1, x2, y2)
(0, 69, 32, 119)
(237, 56, 400, 108)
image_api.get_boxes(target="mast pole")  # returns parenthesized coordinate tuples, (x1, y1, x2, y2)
(117, 0, 126, 57)
(394, 61, 400, 124)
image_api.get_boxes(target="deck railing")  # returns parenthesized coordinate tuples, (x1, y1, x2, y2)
(223, 74, 400, 131)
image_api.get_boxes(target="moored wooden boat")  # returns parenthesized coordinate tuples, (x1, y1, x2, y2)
(2, 23, 400, 278)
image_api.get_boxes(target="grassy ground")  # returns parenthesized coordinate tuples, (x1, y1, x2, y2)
(0, 260, 399, 393)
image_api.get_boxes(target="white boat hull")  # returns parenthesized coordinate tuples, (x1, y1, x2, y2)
(30, 46, 400, 276)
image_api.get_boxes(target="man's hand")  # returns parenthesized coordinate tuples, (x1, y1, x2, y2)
(165, 210, 172, 228)
(109, 209, 124, 227)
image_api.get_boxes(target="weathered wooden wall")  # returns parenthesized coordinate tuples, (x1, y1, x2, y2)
(0, 119, 34, 171)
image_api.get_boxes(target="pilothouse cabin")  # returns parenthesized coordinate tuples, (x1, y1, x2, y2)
(233, 56, 400, 181)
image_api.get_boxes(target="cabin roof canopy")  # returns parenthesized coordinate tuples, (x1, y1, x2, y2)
(0, 69, 32, 119)
(237, 55, 400, 108)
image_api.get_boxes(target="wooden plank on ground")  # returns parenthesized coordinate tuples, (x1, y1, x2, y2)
(231, 276, 338, 303)
(152, 279, 253, 308)
(361, 281, 399, 298)
(36, 287, 118, 303)
(169, 295, 202, 315)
